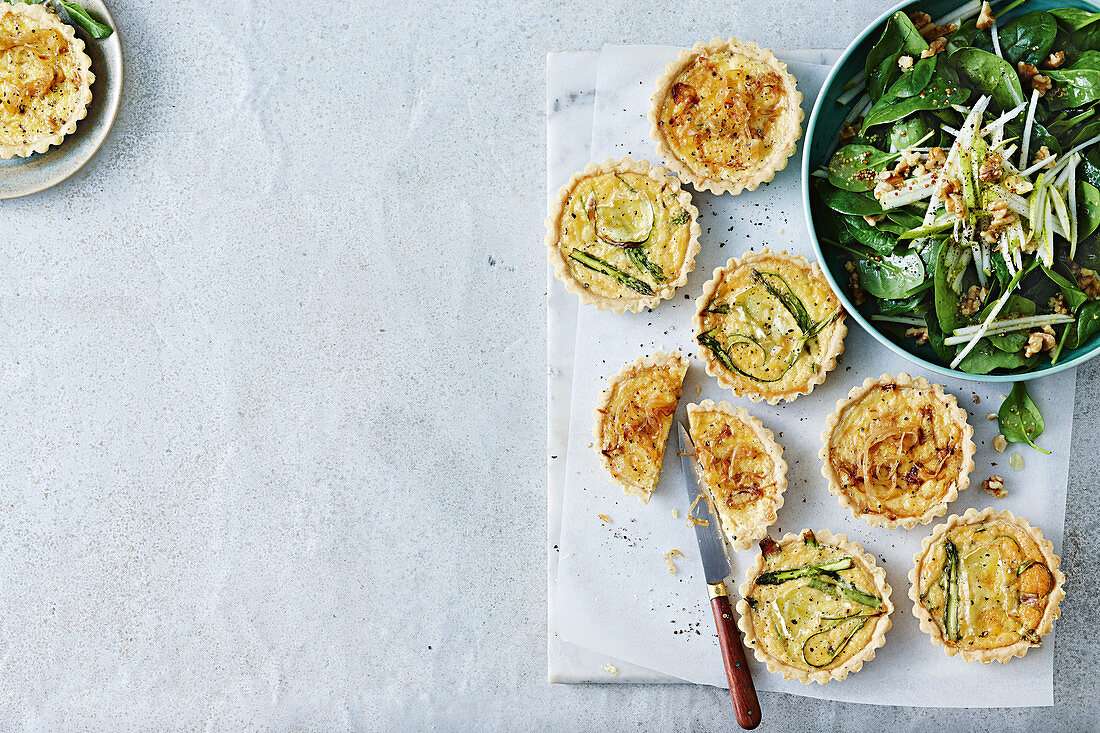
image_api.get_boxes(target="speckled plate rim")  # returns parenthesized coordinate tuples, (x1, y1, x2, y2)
(801, 0, 1100, 383)
(0, 0, 122, 199)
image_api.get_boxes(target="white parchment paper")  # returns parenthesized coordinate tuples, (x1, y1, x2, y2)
(553, 45, 1073, 707)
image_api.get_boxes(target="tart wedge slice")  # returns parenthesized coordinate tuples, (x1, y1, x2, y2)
(547, 157, 700, 313)
(686, 400, 786, 550)
(694, 249, 846, 404)
(593, 352, 689, 503)
(909, 507, 1065, 663)
(736, 529, 893, 684)
(821, 373, 976, 530)
(649, 38, 803, 195)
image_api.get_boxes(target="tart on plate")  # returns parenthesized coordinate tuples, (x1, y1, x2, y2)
(546, 157, 700, 313)
(686, 399, 786, 550)
(821, 373, 975, 530)
(909, 507, 1065, 663)
(0, 2, 94, 159)
(693, 249, 846, 404)
(593, 352, 689, 503)
(649, 38, 803, 195)
(736, 529, 892, 685)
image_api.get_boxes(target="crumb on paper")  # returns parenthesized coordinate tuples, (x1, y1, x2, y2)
(686, 493, 712, 528)
(665, 549, 685, 575)
(603, 664, 618, 675)
(695, 384, 701, 398)
(671, 509, 679, 518)
(598, 514, 611, 524)
(1009, 452, 1025, 471)
(986, 413, 998, 420)
(982, 475, 1007, 498)
(993, 434, 1007, 452)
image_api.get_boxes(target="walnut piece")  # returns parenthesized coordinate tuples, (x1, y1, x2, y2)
(982, 474, 1007, 498)
(1074, 265, 1100, 299)
(909, 11, 957, 41)
(844, 260, 866, 305)
(839, 120, 858, 144)
(1033, 145, 1055, 170)
(1018, 63, 1052, 95)
(979, 153, 1003, 183)
(905, 326, 929, 345)
(921, 37, 948, 59)
(976, 1, 995, 29)
(1049, 293, 1069, 315)
(959, 285, 987, 316)
(1024, 327, 1056, 358)
(898, 55, 914, 72)
(1046, 51, 1066, 69)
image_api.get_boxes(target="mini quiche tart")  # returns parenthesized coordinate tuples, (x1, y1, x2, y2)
(0, 2, 94, 159)
(686, 400, 786, 550)
(736, 530, 892, 684)
(649, 38, 803, 195)
(693, 249, 846, 404)
(909, 508, 1065, 663)
(546, 157, 700, 313)
(593, 352, 689, 503)
(821, 373, 975, 530)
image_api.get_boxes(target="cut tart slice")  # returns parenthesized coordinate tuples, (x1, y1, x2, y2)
(686, 400, 786, 550)
(0, 2, 94, 159)
(649, 38, 803, 195)
(909, 507, 1065, 663)
(593, 352, 689, 503)
(547, 157, 701, 313)
(694, 249, 846, 404)
(736, 529, 893, 685)
(821, 373, 976, 530)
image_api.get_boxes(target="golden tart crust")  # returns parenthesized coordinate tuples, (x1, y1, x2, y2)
(0, 2, 94, 159)
(546, 157, 701, 313)
(693, 249, 846, 404)
(908, 508, 1065, 663)
(649, 38, 803, 195)
(593, 352, 689, 503)
(821, 373, 975, 530)
(736, 529, 893, 685)
(686, 400, 786, 551)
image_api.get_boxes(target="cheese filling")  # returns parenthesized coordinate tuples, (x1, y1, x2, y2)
(599, 361, 687, 492)
(0, 9, 84, 147)
(558, 171, 692, 300)
(658, 50, 789, 181)
(828, 384, 966, 521)
(918, 521, 1055, 650)
(746, 538, 884, 671)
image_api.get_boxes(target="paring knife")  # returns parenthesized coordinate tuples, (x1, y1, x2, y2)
(677, 422, 761, 730)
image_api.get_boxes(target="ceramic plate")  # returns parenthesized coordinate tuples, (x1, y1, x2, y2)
(0, 0, 122, 199)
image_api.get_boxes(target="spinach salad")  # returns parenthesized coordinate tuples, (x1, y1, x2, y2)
(813, 0, 1100, 387)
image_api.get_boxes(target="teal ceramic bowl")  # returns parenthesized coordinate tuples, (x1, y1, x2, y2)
(803, 0, 1100, 382)
(0, 0, 122, 199)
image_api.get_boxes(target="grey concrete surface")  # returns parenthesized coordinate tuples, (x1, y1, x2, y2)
(3, 0, 1096, 730)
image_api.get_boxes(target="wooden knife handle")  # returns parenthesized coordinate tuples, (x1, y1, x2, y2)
(709, 583, 761, 730)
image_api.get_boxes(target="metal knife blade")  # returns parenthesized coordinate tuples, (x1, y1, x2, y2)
(677, 421, 732, 584)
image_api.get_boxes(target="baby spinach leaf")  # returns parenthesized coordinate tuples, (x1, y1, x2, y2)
(827, 144, 897, 192)
(887, 208, 924, 231)
(886, 56, 937, 99)
(58, 2, 113, 38)
(959, 341, 1040, 373)
(879, 287, 931, 315)
(816, 180, 884, 216)
(984, 295, 1036, 352)
(889, 115, 929, 150)
(838, 214, 896, 255)
(1051, 8, 1100, 32)
(1041, 264, 1088, 311)
(1078, 181, 1100, 239)
(1046, 68, 1100, 110)
(998, 10, 1058, 66)
(950, 48, 1026, 110)
(924, 311, 954, 363)
(865, 11, 929, 101)
(862, 75, 970, 131)
(1005, 118, 1062, 155)
(1067, 299, 1100, 348)
(998, 382, 1050, 453)
(857, 250, 925, 299)
(1070, 49, 1100, 70)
